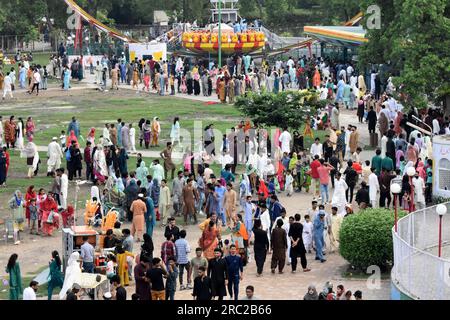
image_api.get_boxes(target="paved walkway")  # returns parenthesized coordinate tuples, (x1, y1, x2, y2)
(0, 188, 390, 300)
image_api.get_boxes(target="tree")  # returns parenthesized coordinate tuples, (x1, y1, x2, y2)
(234, 90, 325, 130)
(358, 0, 450, 110)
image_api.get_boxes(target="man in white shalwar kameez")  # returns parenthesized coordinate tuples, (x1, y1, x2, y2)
(380, 134, 388, 159)
(278, 127, 292, 154)
(368, 168, 379, 208)
(327, 206, 343, 253)
(413, 174, 426, 210)
(344, 126, 352, 160)
(259, 204, 271, 248)
(59, 169, 69, 209)
(302, 215, 313, 254)
(47, 137, 63, 175)
(247, 148, 260, 175)
(256, 152, 267, 179)
(129, 124, 136, 154)
(149, 160, 165, 184)
(103, 124, 110, 142)
(331, 173, 348, 216)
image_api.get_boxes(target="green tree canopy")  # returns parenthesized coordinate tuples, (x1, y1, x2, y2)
(358, 0, 450, 109)
(234, 90, 325, 130)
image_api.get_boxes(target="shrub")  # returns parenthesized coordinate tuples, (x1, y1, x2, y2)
(339, 208, 407, 270)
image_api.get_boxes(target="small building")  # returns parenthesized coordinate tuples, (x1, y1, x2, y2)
(432, 135, 450, 198)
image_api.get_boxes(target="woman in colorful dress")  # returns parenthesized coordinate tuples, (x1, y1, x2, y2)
(151, 117, 161, 147)
(199, 220, 220, 262)
(9, 190, 25, 242)
(142, 119, 151, 149)
(25, 117, 36, 142)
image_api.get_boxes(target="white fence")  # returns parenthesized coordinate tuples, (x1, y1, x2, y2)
(392, 202, 450, 300)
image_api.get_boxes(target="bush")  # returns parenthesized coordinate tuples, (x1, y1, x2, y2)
(339, 208, 407, 270)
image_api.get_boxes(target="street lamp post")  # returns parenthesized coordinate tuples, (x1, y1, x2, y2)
(406, 167, 416, 213)
(218, 0, 222, 68)
(436, 204, 447, 258)
(391, 183, 401, 232)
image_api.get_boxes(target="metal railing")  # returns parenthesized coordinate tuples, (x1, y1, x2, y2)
(392, 202, 450, 300)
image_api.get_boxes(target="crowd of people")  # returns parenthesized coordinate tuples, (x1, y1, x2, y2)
(1, 49, 449, 301)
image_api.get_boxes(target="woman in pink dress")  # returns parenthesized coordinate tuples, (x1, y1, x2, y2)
(25, 117, 36, 141)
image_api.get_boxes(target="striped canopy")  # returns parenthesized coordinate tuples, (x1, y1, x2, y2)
(303, 26, 367, 46)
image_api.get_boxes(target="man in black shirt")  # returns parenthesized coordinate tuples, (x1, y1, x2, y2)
(329, 152, 340, 188)
(164, 217, 180, 242)
(207, 248, 228, 300)
(289, 214, 311, 273)
(103, 229, 119, 249)
(111, 275, 127, 301)
(355, 181, 370, 209)
(146, 257, 168, 300)
(193, 266, 212, 300)
(367, 106, 377, 134)
(344, 161, 358, 203)
(322, 135, 334, 163)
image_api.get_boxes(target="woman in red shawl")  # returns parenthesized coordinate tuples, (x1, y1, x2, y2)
(258, 179, 269, 198)
(25, 185, 36, 228)
(244, 120, 252, 135)
(86, 127, 95, 145)
(312, 68, 321, 88)
(276, 160, 285, 190)
(394, 111, 403, 136)
(66, 130, 79, 148)
(40, 192, 59, 236)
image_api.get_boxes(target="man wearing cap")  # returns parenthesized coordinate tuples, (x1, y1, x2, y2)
(130, 194, 147, 242)
(47, 137, 63, 176)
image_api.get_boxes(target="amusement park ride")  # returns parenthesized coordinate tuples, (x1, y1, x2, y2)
(65, 0, 366, 59)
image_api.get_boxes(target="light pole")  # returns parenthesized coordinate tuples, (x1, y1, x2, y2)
(391, 183, 401, 232)
(406, 166, 416, 213)
(218, 0, 222, 68)
(436, 204, 447, 258)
